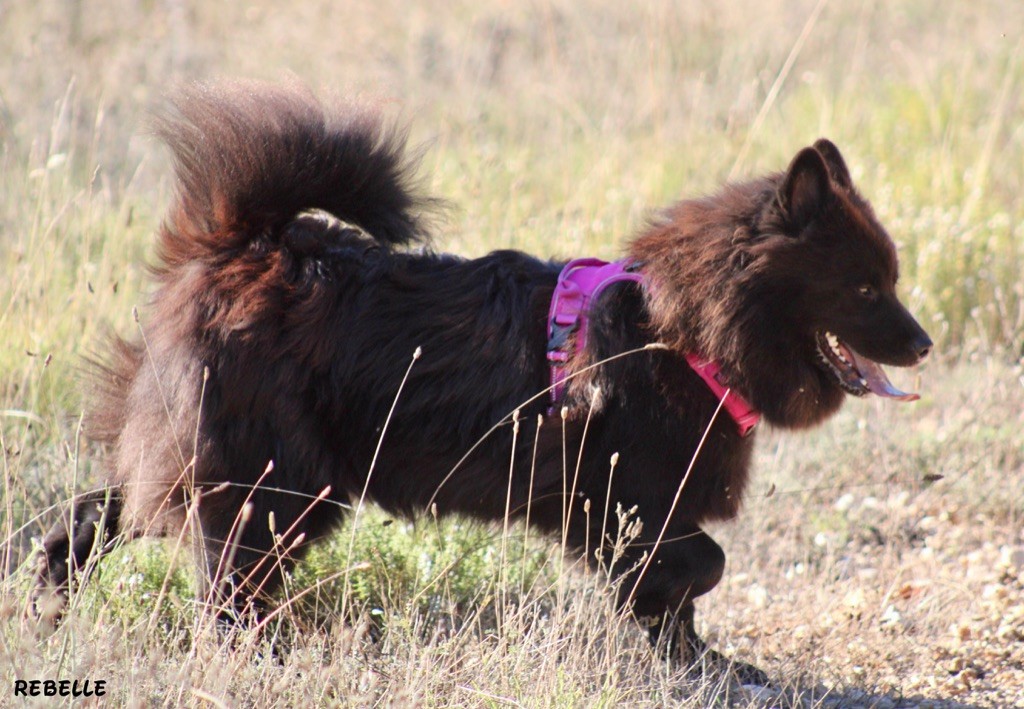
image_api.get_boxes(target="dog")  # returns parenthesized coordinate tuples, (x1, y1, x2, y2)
(35, 81, 931, 684)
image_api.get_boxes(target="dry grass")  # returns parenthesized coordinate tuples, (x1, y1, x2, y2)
(2, 0, 1023, 706)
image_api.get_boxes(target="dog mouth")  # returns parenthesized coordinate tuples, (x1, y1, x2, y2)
(814, 331, 919, 401)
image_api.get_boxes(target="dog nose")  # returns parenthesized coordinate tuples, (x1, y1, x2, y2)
(912, 333, 932, 361)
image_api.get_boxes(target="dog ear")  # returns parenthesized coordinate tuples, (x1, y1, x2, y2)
(777, 147, 832, 232)
(812, 138, 852, 189)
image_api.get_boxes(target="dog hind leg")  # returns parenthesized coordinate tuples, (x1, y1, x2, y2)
(33, 486, 124, 624)
(192, 484, 343, 625)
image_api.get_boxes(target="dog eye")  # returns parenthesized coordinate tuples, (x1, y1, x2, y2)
(857, 284, 877, 299)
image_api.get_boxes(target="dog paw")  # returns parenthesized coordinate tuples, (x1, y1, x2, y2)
(732, 660, 771, 687)
(689, 646, 771, 687)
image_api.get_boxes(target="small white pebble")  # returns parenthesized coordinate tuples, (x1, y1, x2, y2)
(834, 493, 855, 512)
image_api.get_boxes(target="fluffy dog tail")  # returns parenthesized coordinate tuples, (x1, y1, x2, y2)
(152, 80, 432, 269)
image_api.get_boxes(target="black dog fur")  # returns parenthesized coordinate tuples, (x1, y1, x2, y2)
(34, 81, 931, 682)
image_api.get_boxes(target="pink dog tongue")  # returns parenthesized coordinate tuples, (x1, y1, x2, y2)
(848, 349, 919, 401)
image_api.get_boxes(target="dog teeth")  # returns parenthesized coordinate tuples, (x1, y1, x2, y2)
(824, 331, 849, 364)
(814, 331, 870, 394)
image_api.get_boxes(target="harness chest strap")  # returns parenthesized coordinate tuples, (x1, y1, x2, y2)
(545, 257, 760, 436)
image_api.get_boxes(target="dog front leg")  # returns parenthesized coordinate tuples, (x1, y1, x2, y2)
(620, 527, 769, 685)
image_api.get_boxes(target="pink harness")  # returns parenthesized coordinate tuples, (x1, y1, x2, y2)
(546, 258, 760, 436)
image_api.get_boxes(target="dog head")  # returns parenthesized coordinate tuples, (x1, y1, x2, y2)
(724, 139, 932, 428)
(633, 139, 932, 429)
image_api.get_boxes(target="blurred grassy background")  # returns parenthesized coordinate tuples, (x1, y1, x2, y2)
(2, 1, 1023, 706)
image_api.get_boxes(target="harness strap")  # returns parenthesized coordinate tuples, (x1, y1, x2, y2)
(545, 257, 760, 436)
(684, 355, 761, 437)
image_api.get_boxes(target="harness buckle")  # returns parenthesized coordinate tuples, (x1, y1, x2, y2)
(547, 321, 576, 351)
